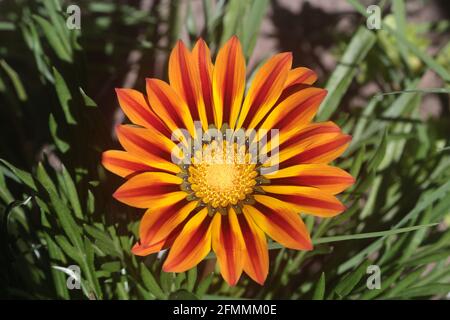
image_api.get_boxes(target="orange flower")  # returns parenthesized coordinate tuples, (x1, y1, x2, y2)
(102, 36, 354, 286)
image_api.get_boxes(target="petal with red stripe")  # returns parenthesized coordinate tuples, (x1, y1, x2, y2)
(238, 53, 292, 130)
(258, 87, 327, 145)
(192, 38, 215, 129)
(115, 88, 169, 135)
(139, 200, 197, 248)
(115, 124, 181, 173)
(238, 211, 268, 285)
(113, 171, 185, 209)
(261, 185, 346, 217)
(246, 195, 312, 250)
(146, 78, 195, 138)
(102, 150, 157, 178)
(163, 208, 212, 272)
(211, 208, 244, 286)
(212, 36, 246, 129)
(280, 133, 351, 167)
(132, 218, 188, 256)
(284, 67, 317, 88)
(168, 40, 207, 129)
(264, 164, 354, 195)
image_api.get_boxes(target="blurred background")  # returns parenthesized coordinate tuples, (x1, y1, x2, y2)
(0, 0, 449, 299)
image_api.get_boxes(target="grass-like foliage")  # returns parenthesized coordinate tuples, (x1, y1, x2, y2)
(0, 0, 449, 299)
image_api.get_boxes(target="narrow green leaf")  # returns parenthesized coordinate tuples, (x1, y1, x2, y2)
(0, 59, 27, 101)
(317, 26, 376, 120)
(79, 87, 97, 107)
(347, 0, 450, 82)
(334, 260, 370, 298)
(160, 271, 174, 294)
(36, 163, 83, 251)
(196, 272, 214, 297)
(367, 130, 387, 172)
(398, 284, 450, 298)
(240, 0, 269, 58)
(140, 263, 166, 299)
(186, 267, 197, 292)
(0, 159, 37, 191)
(60, 165, 83, 219)
(53, 67, 77, 125)
(49, 114, 70, 153)
(339, 180, 450, 273)
(45, 235, 70, 299)
(33, 15, 72, 62)
(312, 272, 326, 300)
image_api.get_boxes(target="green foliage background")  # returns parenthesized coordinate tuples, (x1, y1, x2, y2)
(0, 0, 449, 299)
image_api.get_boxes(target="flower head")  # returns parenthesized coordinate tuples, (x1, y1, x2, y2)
(102, 36, 354, 285)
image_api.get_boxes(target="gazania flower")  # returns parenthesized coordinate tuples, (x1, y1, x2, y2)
(102, 36, 354, 286)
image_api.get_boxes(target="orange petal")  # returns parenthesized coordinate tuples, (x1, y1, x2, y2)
(163, 208, 212, 272)
(280, 133, 351, 167)
(261, 122, 342, 171)
(211, 208, 244, 286)
(115, 88, 169, 135)
(264, 164, 355, 195)
(132, 218, 187, 256)
(113, 171, 185, 209)
(258, 87, 327, 145)
(261, 186, 346, 217)
(146, 78, 195, 138)
(212, 36, 246, 129)
(245, 195, 313, 250)
(132, 239, 166, 256)
(168, 40, 207, 130)
(139, 200, 197, 247)
(284, 67, 317, 88)
(192, 38, 215, 128)
(237, 52, 292, 130)
(115, 124, 181, 173)
(238, 211, 268, 285)
(102, 150, 155, 178)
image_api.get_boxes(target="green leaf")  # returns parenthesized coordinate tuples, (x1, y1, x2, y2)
(49, 114, 70, 153)
(312, 272, 326, 300)
(36, 163, 83, 251)
(0, 159, 37, 191)
(186, 267, 197, 292)
(334, 260, 370, 298)
(140, 263, 166, 299)
(79, 87, 97, 107)
(196, 272, 214, 297)
(317, 26, 376, 121)
(53, 67, 77, 125)
(220, 0, 246, 46)
(367, 130, 387, 172)
(347, 0, 450, 82)
(169, 289, 199, 300)
(392, 283, 450, 299)
(240, 0, 269, 59)
(33, 15, 72, 62)
(0, 59, 27, 101)
(160, 271, 174, 294)
(45, 235, 70, 299)
(339, 180, 450, 273)
(60, 165, 83, 219)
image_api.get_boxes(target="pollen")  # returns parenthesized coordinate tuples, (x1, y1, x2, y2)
(188, 140, 258, 208)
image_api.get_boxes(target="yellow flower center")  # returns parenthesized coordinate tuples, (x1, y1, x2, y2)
(188, 140, 257, 208)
